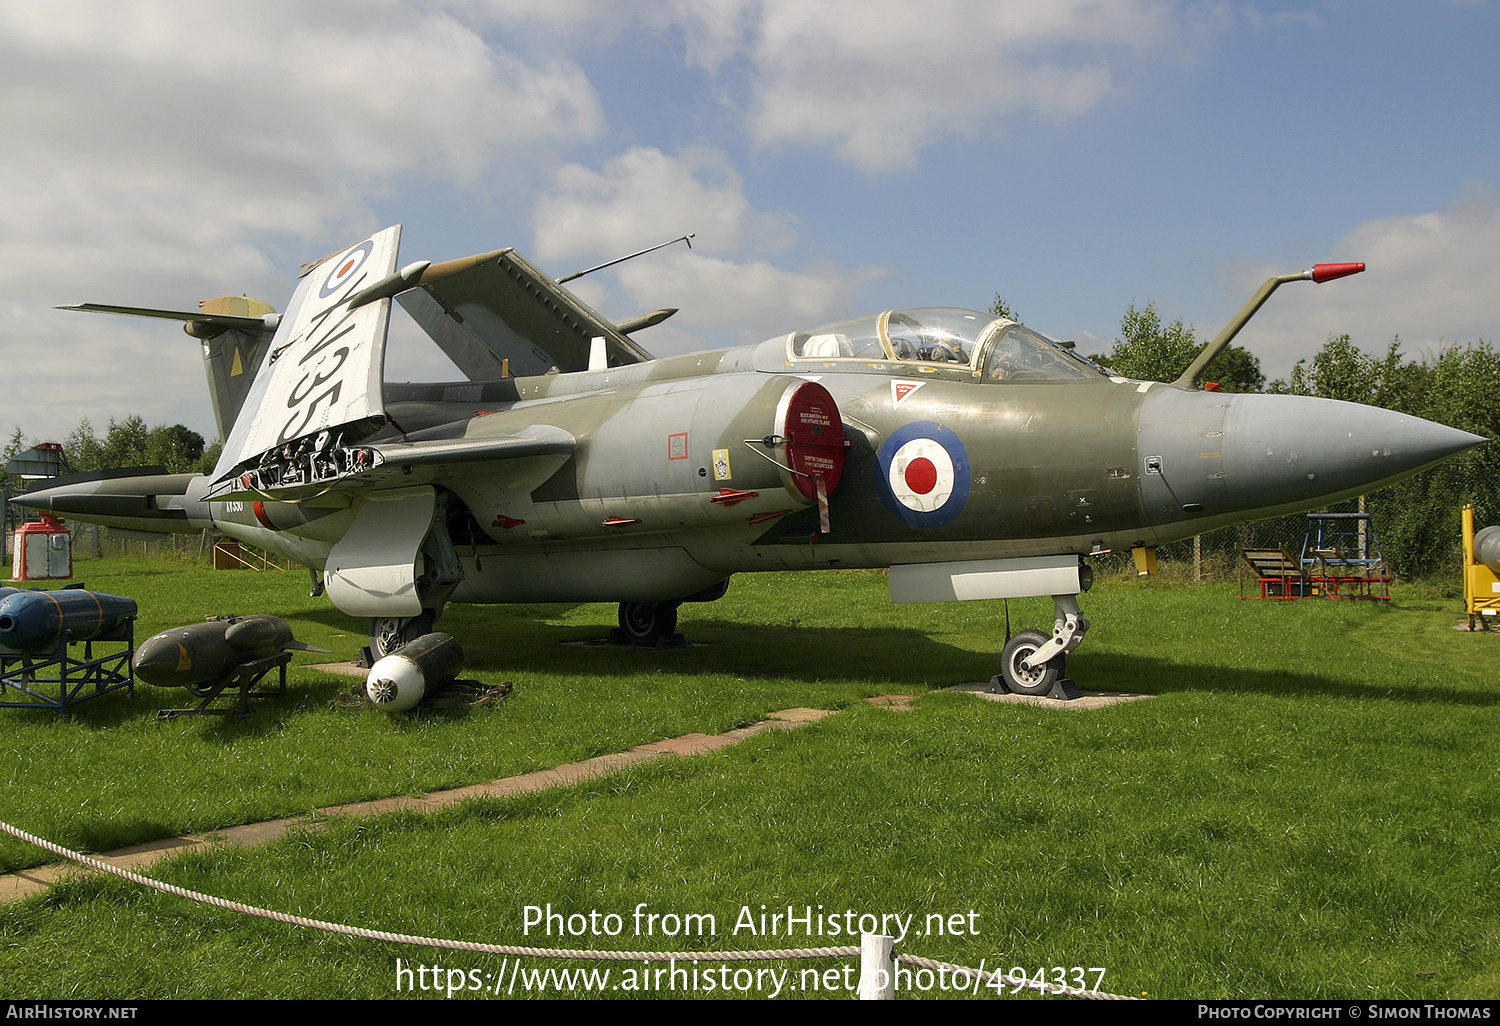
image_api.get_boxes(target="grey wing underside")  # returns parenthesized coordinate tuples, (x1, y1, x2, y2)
(398, 248, 653, 379)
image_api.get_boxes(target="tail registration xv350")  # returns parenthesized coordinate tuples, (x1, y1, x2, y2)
(25, 227, 1484, 694)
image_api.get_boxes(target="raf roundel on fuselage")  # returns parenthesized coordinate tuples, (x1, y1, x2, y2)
(877, 420, 971, 529)
(778, 307, 1097, 530)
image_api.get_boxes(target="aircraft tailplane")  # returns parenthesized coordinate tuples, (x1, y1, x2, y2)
(56, 297, 281, 442)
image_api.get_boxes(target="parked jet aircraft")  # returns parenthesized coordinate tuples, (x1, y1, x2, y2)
(22, 226, 1484, 694)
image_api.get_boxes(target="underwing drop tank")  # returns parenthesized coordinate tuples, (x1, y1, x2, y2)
(133, 615, 327, 688)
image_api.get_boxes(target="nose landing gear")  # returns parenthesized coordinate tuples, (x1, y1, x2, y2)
(992, 593, 1087, 700)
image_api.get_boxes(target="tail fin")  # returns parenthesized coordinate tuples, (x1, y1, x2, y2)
(193, 296, 279, 439)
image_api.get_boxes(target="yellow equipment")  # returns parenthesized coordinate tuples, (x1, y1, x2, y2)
(1462, 504, 1500, 630)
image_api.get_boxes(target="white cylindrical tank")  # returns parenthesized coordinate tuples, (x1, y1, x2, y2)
(364, 632, 464, 712)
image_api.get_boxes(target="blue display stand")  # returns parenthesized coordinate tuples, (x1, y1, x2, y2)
(0, 620, 136, 718)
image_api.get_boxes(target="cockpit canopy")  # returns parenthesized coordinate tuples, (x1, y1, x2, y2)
(782, 307, 1099, 381)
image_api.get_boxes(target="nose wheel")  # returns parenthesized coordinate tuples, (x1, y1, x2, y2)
(998, 631, 1064, 695)
(992, 594, 1087, 700)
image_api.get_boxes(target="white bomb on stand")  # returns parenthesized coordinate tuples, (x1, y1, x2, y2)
(364, 633, 465, 712)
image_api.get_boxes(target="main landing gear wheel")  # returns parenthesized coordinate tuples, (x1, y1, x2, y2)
(999, 630, 1064, 696)
(615, 601, 680, 647)
(369, 610, 437, 660)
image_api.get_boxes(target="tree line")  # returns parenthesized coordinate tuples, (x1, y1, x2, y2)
(2, 418, 219, 483)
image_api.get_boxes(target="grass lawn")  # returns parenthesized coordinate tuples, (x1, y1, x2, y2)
(2, 556, 1497, 999)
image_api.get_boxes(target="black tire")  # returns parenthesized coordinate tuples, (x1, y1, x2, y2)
(369, 609, 437, 659)
(617, 601, 679, 646)
(1000, 630, 1063, 696)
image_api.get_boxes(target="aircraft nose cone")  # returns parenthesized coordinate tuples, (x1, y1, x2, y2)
(1221, 394, 1484, 507)
(10, 484, 147, 519)
(1138, 389, 1486, 529)
(8, 471, 208, 532)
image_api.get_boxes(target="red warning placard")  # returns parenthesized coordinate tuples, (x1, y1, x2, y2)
(781, 381, 845, 502)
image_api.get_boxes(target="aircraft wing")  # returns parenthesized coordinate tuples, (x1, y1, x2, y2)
(211, 426, 576, 502)
(397, 248, 653, 379)
(211, 226, 402, 489)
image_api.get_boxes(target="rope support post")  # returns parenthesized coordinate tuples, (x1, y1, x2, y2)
(858, 933, 896, 999)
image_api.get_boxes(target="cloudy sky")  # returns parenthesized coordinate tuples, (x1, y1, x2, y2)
(3, 0, 1497, 444)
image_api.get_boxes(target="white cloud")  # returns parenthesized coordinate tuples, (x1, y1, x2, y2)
(1, 300, 210, 443)
(1228, 183, 1500, 378)
(532, 145, 795, 261)
(0, 2, 602, 219)
(616, 250, 884, 347)
(0, 0, 604, 440)
(451, 1, 1216, 172)
(741, 0, 1187, 171)
(532, 145, 884, 350)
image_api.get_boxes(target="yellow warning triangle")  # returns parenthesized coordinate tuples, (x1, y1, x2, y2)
(230, 347, 244, 377)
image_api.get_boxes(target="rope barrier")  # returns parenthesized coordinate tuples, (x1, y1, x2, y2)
(3, 819, 1135, 999)
(2, 819, 852, 960)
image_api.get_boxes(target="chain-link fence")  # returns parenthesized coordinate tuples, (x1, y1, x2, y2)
(1091, 447, 1497, 587)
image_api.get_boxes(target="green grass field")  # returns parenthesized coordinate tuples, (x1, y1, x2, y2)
(2, 557, 1497, 999)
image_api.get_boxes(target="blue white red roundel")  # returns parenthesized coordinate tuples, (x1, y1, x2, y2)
(876, 421, 970, 528)
(318, 240, 375, 299)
